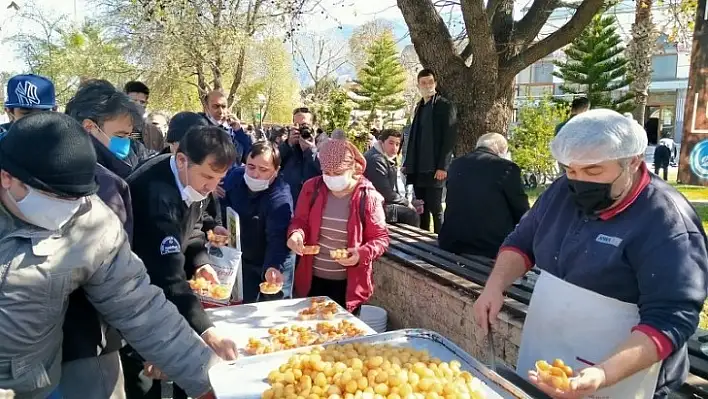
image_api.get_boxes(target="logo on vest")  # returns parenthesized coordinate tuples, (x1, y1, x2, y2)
(160, 236, 181, 255)
(595, 234, 622, 247)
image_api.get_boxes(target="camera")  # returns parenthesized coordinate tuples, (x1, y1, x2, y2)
(299, 124, 313, 139)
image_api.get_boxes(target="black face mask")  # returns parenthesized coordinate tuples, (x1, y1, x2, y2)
(567, 172, 625, 215)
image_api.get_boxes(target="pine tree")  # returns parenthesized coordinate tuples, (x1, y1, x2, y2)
(351, 33, 407, 124)
(554, 14, 634, 113)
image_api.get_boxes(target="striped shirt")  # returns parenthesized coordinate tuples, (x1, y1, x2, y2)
(312, 192, 351, 280)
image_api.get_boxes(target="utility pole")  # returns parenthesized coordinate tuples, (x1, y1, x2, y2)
(678, 0, 708, 184)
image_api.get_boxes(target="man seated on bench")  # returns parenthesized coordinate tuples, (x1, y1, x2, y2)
(438, 133, 529, 259)
(364, 129, 420, 227)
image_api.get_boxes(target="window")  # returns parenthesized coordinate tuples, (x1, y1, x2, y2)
(651, 55, 678, 80)
(532, 62, 554, 83)
(517, 67, 532, 84)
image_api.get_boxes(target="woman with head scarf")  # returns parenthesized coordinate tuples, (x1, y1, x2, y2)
(286, 139, 390, 314)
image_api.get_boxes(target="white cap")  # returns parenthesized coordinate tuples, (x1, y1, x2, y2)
(551, 108, 648, 166)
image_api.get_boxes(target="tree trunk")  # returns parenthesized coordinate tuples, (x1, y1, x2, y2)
(628, 0, 656, 125)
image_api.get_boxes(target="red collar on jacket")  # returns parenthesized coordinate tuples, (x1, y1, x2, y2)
(598, 163, 651, 221)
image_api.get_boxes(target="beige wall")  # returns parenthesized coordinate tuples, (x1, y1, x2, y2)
(369, 256, 525, 368)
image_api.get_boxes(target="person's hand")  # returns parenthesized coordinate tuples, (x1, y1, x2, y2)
(214, 184, 226, 199)
(143, 363, 168, 380)
(265, 267, 284, 284)
(288, 128, 301, 146)
(287, 231, 305, 255)
(471, 286, 504, 336)
(407, 202, 416, 211)
(528, 367, 606, 399)
(299, 137, 314, 151)
(336, 248, 360, 267)
(434, 169, 447, 180)
(195, 264, 220, 284)
(202, 328, 238, 361)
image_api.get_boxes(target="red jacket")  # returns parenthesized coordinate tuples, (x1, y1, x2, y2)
(288, 176, 390, 311)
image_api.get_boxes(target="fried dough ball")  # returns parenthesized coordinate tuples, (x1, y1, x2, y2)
(261, 344, 488, 399)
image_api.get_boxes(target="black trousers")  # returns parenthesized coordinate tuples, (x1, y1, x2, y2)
(655, 164, 668, 181)
(385, 204, 420, 228)
(413, 186, 444, 233)
(121, 347, 188, 399)
(308, 276, 361, 316)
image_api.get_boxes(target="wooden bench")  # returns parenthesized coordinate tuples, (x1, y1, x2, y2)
(384, 223, 708, 397)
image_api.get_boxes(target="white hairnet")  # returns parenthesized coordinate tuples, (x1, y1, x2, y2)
(551, 108, 648, 165)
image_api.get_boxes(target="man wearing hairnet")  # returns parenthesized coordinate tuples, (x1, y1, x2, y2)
(473, 109, 708, 398)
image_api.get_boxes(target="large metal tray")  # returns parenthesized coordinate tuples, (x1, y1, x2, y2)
(209, 329, 535, 399)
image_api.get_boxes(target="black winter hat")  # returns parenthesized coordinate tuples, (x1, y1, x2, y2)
(0, 113, 98, 198)
(166, 112, 209, 144)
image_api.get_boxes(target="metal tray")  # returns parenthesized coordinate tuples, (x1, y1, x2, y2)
(209, 328, 534, 399)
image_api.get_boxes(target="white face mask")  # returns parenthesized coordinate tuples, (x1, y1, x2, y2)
(181, 161, 206, 203)
(7, 186, 82, 231)
(323, 174, 350, 192)
(243, 173, 270, 192)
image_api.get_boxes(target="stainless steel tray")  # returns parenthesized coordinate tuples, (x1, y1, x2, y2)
(209, 328, 534, 399)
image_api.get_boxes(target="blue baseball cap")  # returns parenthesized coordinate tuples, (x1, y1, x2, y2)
(4, 74, 56, 110)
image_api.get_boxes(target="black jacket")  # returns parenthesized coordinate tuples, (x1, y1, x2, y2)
(438, 147, 530, 259)
(654, 145, 671, 167)
(127, 154, 214, 334)
(62, 163, 133, 362)
(403, 93, 457, 182)
(364, 143, 409, 207)
(279, 141, 321, 202)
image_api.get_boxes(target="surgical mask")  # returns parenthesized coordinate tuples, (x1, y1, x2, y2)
(243, 173, 270, 192)
(108, 136, 131, 160)
(180, 159, 206, 204)
(6, 186, 82, 231)
(567, 171, 626, 215)
(94, 123, 131, 160)
(323, 174, 350, 192)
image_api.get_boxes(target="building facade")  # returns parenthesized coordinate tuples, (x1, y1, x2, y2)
(514, 0, 691, 145)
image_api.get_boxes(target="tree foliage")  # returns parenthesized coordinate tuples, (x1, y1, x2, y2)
(351, 33, 406, 123)
(348, 20, 395, 72)
(320, 89, 354, 132)
(9, 15, 135, 106)
(239, 39, 300, 124)
(554, 14, 634, 113)
(509, 98, 567, 180)
(294, 33, 348, 104)
(659, 0, 698, 44)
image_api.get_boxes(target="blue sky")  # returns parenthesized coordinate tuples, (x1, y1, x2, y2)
(0, 0, 407, 76)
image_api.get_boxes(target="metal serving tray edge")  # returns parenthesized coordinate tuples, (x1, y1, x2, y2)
(209, 328, 534, 399)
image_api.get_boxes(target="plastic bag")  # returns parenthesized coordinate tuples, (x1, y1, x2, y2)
(194, 244, 243, 307)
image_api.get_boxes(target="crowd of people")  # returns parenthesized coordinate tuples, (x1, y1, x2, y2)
(0, 66, 707, 399)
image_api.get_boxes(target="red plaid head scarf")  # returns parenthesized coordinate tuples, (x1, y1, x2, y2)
(319, 139, 366, 175)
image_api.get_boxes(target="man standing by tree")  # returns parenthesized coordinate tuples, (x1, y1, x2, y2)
(555, 97, 590, 135)
(402, 69, 457, 233)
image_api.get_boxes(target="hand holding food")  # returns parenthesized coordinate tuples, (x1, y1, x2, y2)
(265, 268, 284, 285)
(529, 358, 605, 398)
(287, 232, 306, 255)
(202, 328, 238, 361)
(207, 228, 229, 246)
(302, 245, 321, 255)
(335, 248, 359, 267)
(260, 281, 283, 295)
(329, 249, 349, 260)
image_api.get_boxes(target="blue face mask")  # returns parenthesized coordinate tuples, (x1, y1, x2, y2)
(108, 136, 131, 160)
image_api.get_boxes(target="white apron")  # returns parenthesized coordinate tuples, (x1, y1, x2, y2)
(516, 271, 662, 399)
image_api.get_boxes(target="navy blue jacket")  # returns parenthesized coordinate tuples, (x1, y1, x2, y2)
(198, 112, 251, 164)
(502, 167, 708, 396)
(279, 142, 321, 203)
(221, 167, 294, 274)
